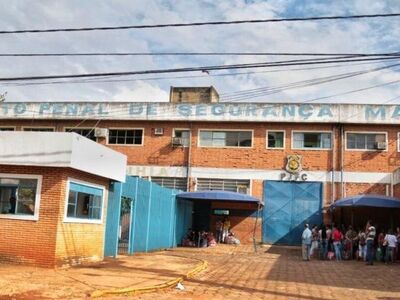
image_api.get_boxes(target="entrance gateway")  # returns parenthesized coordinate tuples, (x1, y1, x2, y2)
(262, 181, 322, 245)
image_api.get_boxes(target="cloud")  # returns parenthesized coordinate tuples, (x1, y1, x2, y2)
(111, 81, 169, 101)
(0, 0, 399, 103)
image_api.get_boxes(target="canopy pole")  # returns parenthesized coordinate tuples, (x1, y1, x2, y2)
(253, 202, 261, 253)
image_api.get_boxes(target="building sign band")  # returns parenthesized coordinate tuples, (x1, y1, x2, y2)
(2, 102, 400, 124)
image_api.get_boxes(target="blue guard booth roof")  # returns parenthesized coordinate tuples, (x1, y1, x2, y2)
(177, 190, 262, 204)
(330, 194, 400, 210)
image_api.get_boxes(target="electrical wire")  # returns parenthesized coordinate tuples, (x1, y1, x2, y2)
(0, 52, 400, 57)
(0, 59, 389, 87)
(219, 63, 400, 101)
(1, 55, 400, 82)
(1, 13, 399, 34)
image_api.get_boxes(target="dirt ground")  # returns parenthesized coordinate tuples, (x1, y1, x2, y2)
(1, 245, 400, 300)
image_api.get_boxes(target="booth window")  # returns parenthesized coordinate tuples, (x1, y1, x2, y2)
(199, 130, 252, 148)
(23, 128, 54, 132)
(108, 129, 143, 145)
(65, 128, 96, 141)
(267, 131, 284, 148)
(0, 127, 14, 131)
(0, 177, 38, 217)
(66, 182, 103, 221)
(293, 132, 331, 149)
(347, 133, 386, 150)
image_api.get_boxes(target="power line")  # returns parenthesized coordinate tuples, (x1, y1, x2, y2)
(1, 56, 400, 82)
(0, 52, 400, 57)
(1, 13, 399, 34)
(220, 63, 400, 101)
(2, 59, 388, 87)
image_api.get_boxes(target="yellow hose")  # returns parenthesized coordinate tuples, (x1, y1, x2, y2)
(91, 259, 207, 298)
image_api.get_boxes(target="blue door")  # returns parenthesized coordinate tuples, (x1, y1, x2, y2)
(262, 181, 322, 245)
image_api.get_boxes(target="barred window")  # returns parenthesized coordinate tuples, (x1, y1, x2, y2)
(197, 178, 250, 194)
(108, 129, 143, 145)
(151, 177, 188, 191)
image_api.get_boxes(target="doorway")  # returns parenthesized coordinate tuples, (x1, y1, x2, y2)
(192, 201, 211, 232)
(118, 196, 133, 255)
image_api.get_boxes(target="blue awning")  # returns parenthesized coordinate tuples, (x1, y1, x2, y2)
(330, 194, 400, 210)
(176, 190, 262, 204)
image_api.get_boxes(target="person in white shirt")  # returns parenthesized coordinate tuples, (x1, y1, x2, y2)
(302, 224, 312, 261)
(384, 229, 397, 263)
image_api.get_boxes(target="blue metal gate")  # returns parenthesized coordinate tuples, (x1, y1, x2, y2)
(104, 176, 193, 257)
(262, 181, 322, 245)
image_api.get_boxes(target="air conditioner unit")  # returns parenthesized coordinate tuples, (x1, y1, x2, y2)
(237, 185, 248, 194)
(375, 142, 386, 150)
(94, 128, 108, 138)
(154, 128, 164, 135)
(172, 137, 183, 146)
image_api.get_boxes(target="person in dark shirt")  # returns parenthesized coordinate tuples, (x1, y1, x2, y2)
(9, 196, 16, 214)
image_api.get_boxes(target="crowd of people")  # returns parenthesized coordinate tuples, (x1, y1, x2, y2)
(301, 220, 400, 265)
(182, 217, 240, 247)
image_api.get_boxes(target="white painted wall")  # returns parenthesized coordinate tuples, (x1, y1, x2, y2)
(126, 165, 392, 184)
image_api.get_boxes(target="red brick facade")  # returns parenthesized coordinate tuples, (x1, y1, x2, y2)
(1, 119, 400, 245)
(0, 165, 109, 267)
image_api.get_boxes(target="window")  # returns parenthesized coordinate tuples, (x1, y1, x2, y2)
(66, 181, 104, 222)
(0, 175, 40, 219)
(65, 128, 96, 141)
(199, 130, 252, 148)
(151, 177, 188, 191)
(347, 132, 386, 150)
(173, 129, 190, 147)
(0, 127, 14, 131)
(197, 178, 250, 194)
(23, 127, 54, 132)
(293, 132, 331, 149)
(108, 129, 143, 145)
(267, 131, 285, 148)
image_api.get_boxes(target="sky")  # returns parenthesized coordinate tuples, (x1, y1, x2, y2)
(0, 0, 400, 103)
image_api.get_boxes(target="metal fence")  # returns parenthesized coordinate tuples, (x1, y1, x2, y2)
(104, 176, 193, 257)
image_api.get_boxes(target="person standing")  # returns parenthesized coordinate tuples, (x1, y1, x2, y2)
(319, 224, 327, 260)
(357, 229, 367, 261)
(332, 226, 343, 261)
(215, 219, 223, 243)
(302, 224, 312, 261)
(222, 217, 230, 243)
(384, 229, 397, 264)
(309, 225, 319, 259)
(365, 220, 376, 265)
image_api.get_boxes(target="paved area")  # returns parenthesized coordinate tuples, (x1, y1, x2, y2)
(1, 245, 400, 299)
(0, 253, 199, 300)
(140, 245, 400, 300)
